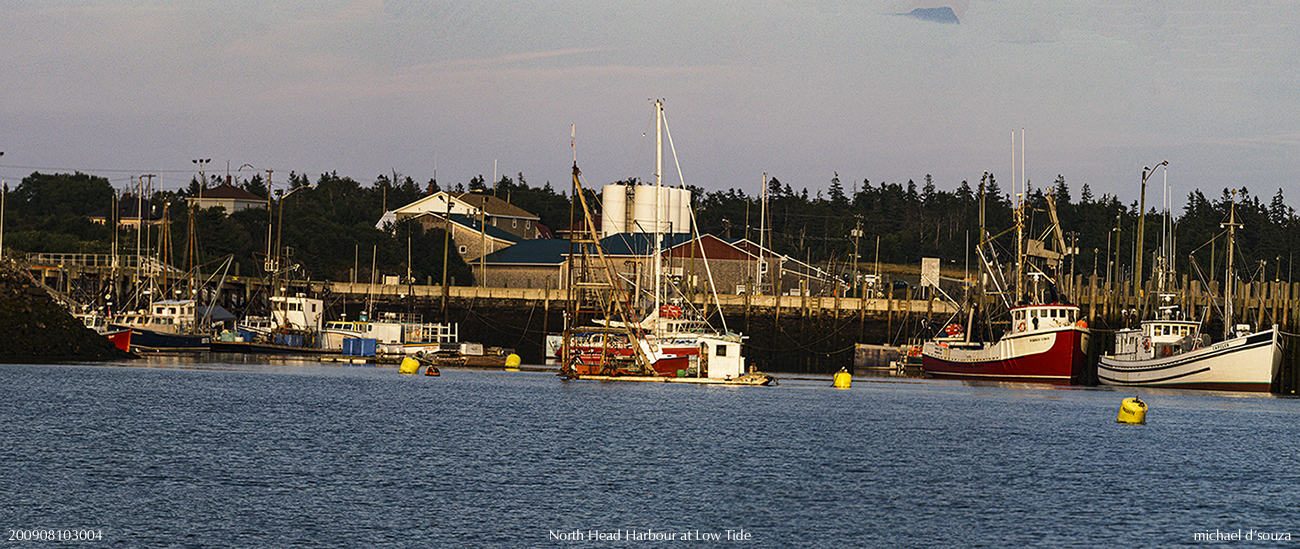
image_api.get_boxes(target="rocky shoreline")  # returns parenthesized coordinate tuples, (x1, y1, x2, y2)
(0, 262, 133, 362)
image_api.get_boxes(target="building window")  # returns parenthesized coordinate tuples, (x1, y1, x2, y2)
(717, 344, 728, 357)
(459, 245, 467, 254)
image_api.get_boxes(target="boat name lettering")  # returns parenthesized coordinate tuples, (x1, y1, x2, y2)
(1211, 341, 1229, 351)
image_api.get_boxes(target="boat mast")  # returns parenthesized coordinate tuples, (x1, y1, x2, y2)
(653, 100, 664, 335)
(1014, 130, 1025, 304)
(758, 172, 767, 294)
(1222, 190, 1240, 338)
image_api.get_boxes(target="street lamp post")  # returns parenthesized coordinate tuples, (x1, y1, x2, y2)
(192, 158, 211, 189)
(1134, 160, 1168, 300)
(1, 181, 6, 261)
(0, 150, 5, 259)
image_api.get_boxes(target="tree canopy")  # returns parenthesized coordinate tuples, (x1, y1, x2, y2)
(5, 167, 1297, 291)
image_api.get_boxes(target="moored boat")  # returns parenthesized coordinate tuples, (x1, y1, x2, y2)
(1097, 190, 1281, 392)
(920, 165, 1091, 384)
(557, 101, 775, 387)
(923, 304, 1090, 384)
(75, 311, 134, 353)
(1099, 322, 1279, 392)
(109, 299, 211, 353)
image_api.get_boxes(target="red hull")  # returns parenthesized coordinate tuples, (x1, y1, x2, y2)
(104, 329, 132, 353)
(921, 328, 1089, 385)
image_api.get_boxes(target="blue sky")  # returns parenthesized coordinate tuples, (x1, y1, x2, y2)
(2, 0, 1296, 211)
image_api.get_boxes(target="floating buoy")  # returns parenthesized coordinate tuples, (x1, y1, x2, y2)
(424, 364, 440, 376)
(505, 353, 521, 370)
(399, 357, 420, 375)
(1117, 396, 1147, 424)
(832, 368, 851, 389)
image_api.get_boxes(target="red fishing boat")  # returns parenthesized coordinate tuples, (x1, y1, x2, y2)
(920, 161, 1091, 384)
(921, 304, 1090, 384)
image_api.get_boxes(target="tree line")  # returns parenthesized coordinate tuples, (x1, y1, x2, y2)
(5, 168, 1296, 290)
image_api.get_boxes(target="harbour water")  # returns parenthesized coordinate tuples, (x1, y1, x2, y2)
(2, 357, 1297, 547)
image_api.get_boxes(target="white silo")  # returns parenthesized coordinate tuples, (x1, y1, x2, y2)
(632, 184, 661, 233)
(601, 184, 627, 237)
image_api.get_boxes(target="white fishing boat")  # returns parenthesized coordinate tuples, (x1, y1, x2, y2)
(1099, 189, 1281, 392)
(321, 311, 458, 355)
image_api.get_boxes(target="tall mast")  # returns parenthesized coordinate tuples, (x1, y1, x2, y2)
(653, 100, 663, 334)
(1014, 130, 1024, 303)
(1222, 190, 1240, 338)
(758, 172, 767, 293)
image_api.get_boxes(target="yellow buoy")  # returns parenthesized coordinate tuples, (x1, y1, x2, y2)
(505, 353, 521, 370)
(1116, 396, 1147, 424)
(832, 368, 852, 389)
(399, 357, 420, 375)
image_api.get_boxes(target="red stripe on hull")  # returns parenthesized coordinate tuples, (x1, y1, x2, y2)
(922, 328, 1089, 385)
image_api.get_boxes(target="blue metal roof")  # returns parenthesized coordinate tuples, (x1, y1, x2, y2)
(480, 232, 693, 265)
(447, 213, 524, 244)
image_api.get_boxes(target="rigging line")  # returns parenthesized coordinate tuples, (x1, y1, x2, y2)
(748, 318, 860, 352)
(513, 299, 539, 348)
(659, 110, 688, 189)
(462, 307, 536, 338)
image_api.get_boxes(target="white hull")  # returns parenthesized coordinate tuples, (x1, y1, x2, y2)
(321, 329, 365, 350)
(1098, 328, 1281, 392)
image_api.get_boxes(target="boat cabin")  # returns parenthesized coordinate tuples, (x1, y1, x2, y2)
(1008, 304, 1082, 335)
(1113, 320, 1201, 360)
(270, 295, 324, 332)
(114, 299, 199, 334)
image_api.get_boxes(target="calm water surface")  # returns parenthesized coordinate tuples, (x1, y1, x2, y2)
(2, 356, 1298, 547)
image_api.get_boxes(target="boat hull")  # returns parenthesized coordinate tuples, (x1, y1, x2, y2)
(103, 328, 132, 353)
(111, 325, 210, 353)
(1098, 329, 1280, 392)
(921, 327, 1090, 384)
(563, 373, 776, 386)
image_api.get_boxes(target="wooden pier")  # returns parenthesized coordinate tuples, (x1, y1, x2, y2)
(21, 253, 1300, 390)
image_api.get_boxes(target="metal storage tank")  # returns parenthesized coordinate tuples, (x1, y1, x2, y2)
(601, 184, 627, 237)
(632, 185, 661, 233)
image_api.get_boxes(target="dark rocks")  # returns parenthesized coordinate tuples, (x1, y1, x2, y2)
(0, 263, 134, 362)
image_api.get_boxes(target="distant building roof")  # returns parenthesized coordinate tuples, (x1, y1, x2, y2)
(446, 213, 525, 244)
(480, 233, 698, 266)
(86, 195, 165, 222)
(479, 239, 576, 266)
(391, 190, 541, 221)
(194, 184, 267, 202)
(598, 233, 693, 256)
(452, 191, 539, 220)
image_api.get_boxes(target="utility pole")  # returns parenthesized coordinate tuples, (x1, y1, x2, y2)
(479, 200, 486, 288)
(442, 195, 451, 320)
(850, 216, 863, 298)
